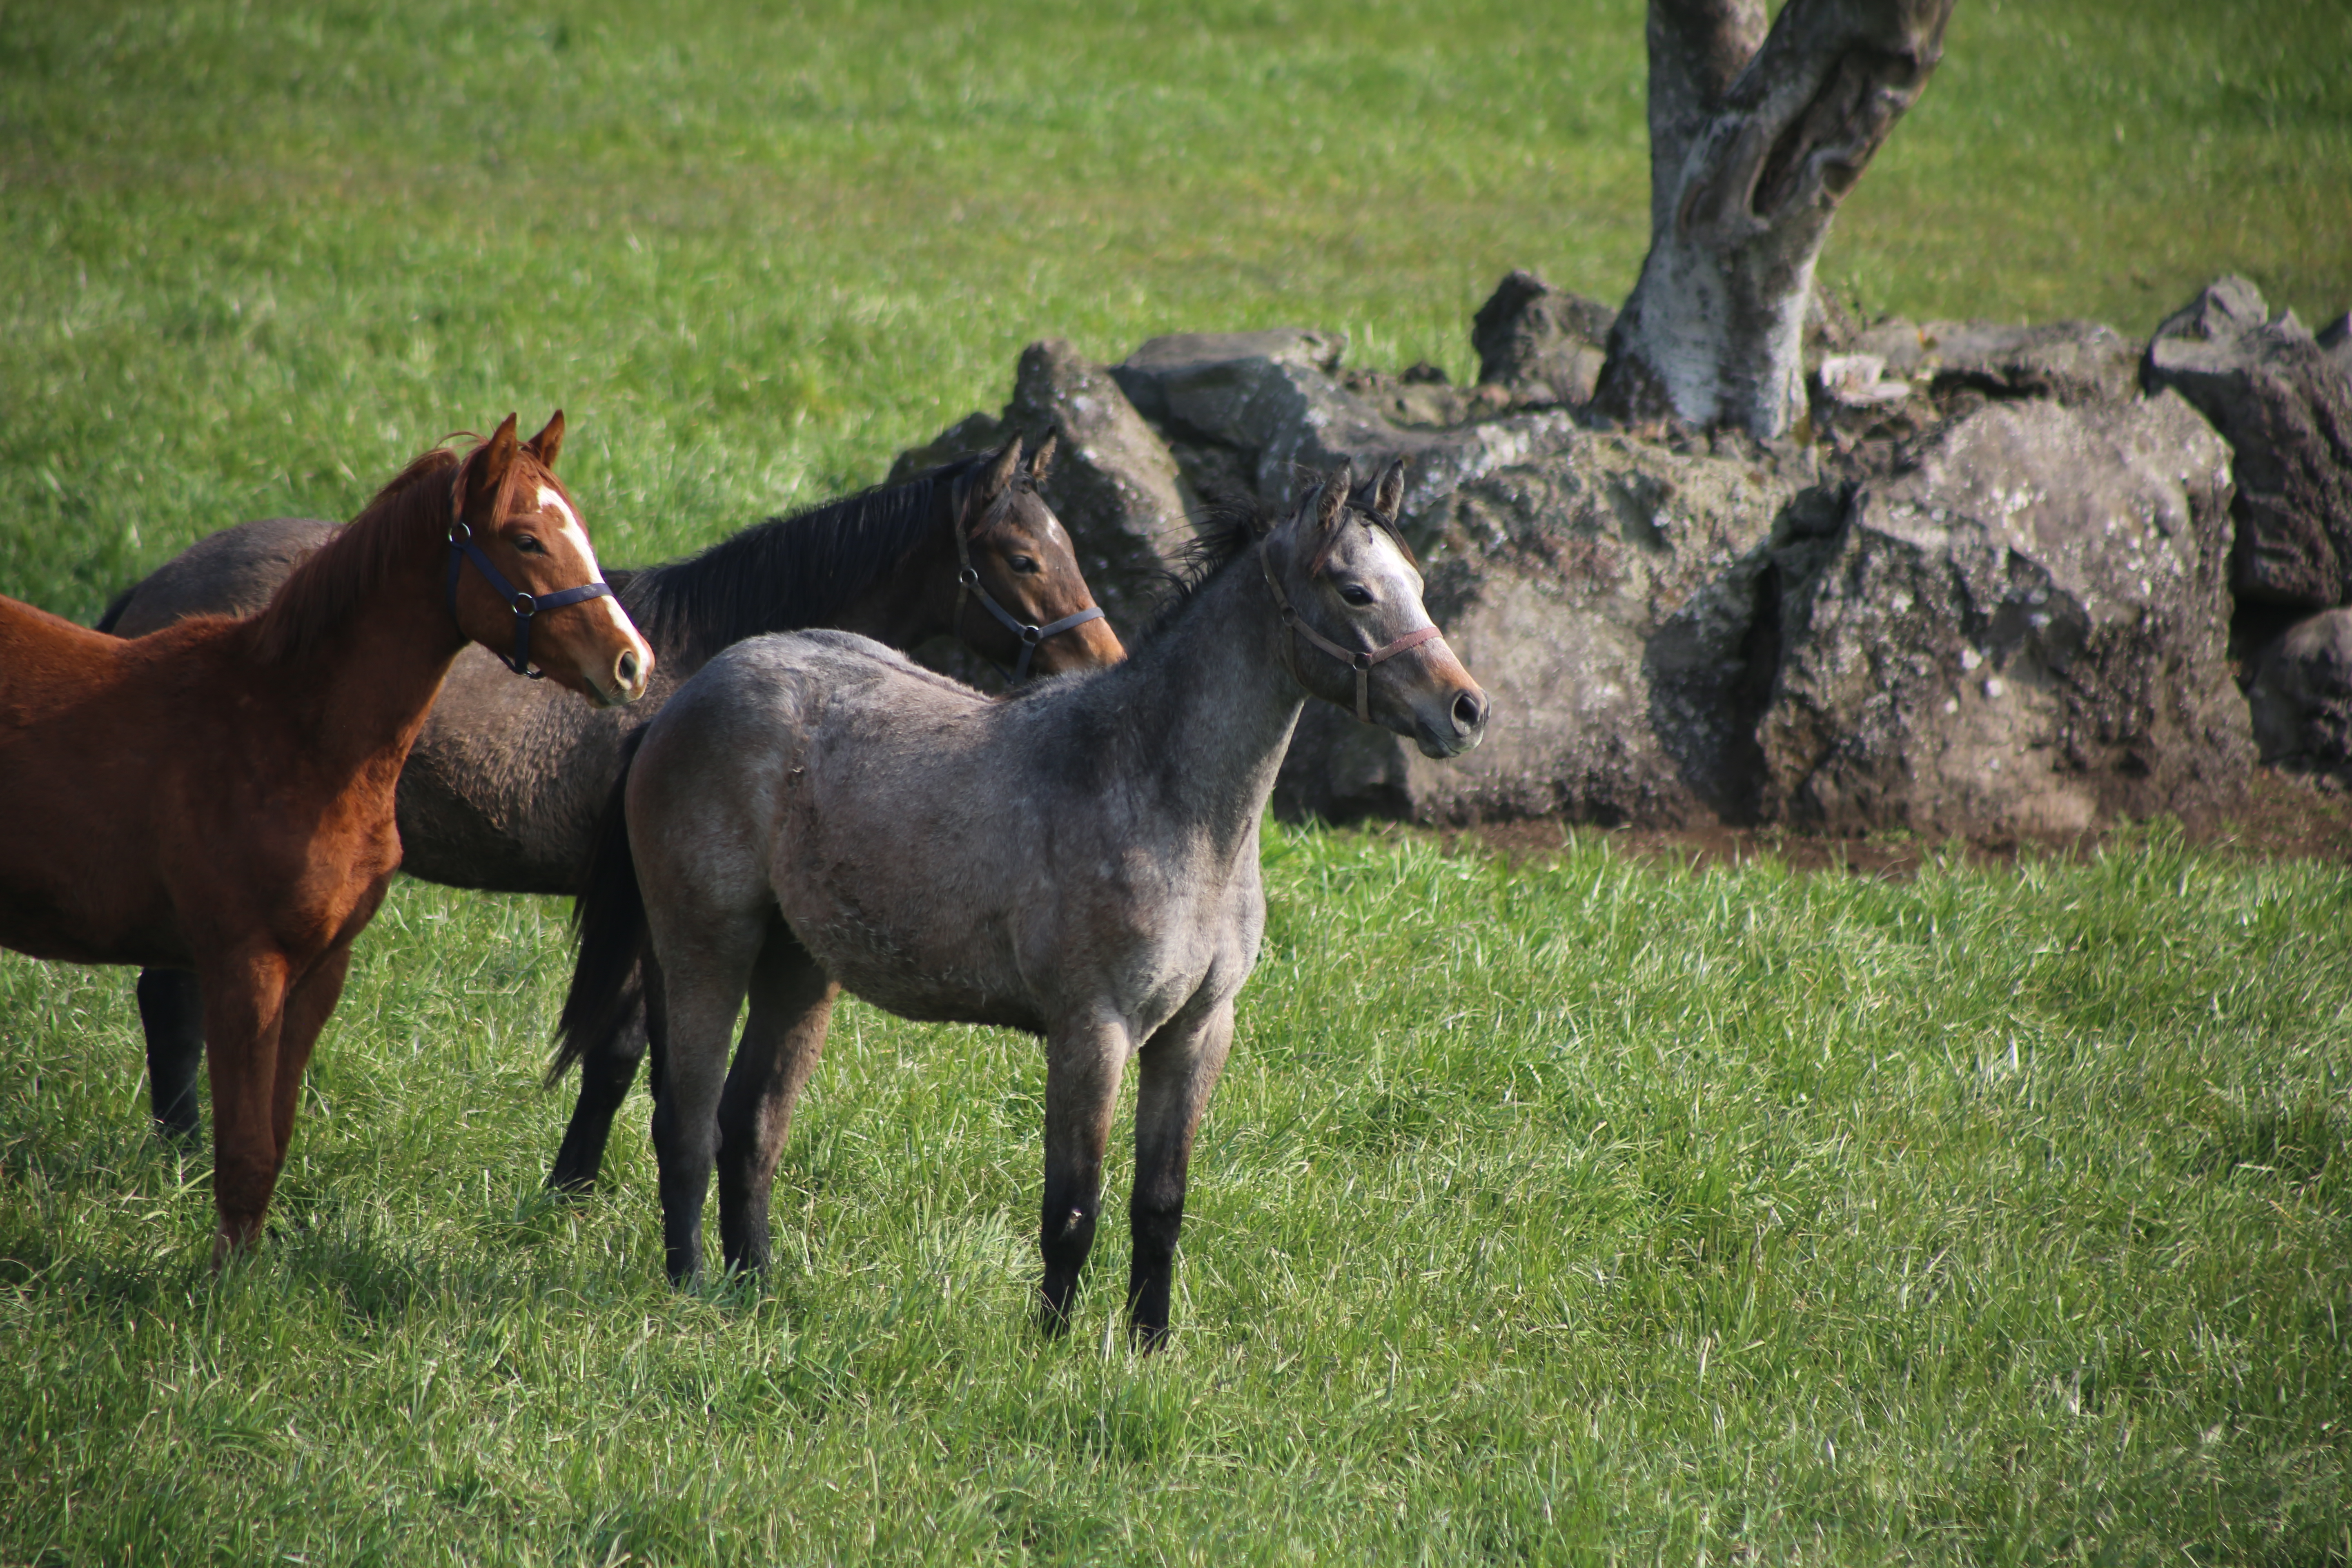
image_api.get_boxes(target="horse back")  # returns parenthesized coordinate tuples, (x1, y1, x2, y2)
(102, 517, 334, 637)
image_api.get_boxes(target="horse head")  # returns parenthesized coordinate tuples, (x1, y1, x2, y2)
(954, 434, 1127, 679)
(448, 412, 654, 707)
(1263, 458, 1488, 759)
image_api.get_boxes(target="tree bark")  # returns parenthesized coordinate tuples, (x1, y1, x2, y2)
(1592, 0, 1955, 439)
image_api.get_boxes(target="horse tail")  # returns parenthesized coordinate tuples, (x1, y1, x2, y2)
(94, 584, 138, 635)
(547, 726, 654, 1087)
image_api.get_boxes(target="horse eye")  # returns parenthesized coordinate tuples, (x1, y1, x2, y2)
(513, 534, 546, 555)
(1009, 555, 1040, 575)
(1340, 583, 1374, 607)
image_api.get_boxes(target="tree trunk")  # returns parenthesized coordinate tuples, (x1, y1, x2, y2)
(1592, 0, 1956, 439)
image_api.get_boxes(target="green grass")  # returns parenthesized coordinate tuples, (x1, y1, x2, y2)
(4, 2, 2350, 1561)
(3, 0, 2347, 621)
(3, 826, 2348, 1564)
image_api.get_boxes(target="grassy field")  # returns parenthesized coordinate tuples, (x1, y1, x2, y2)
(4, 1, 2351, 1563)
(4, 0, 2348, 619)
(4, 829, 2349, 1563)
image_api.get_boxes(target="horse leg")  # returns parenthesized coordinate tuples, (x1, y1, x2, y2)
(1127, 998, 1236, 1350)
(1037, 1018, 1134, 1333)
(647, 913, 767, 1286)
(546, 959, 647, 1193)
(715, 919, 837, 1277)
(198, 949, 292, 1261)
(268, 944, 353, 1166)
(136, 967, 207, 1143)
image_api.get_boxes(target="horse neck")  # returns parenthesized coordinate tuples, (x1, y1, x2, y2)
(628, 476, 956, 668)
(1087, 545, 1305, 863)
(823, 513, 957, 650)
(256, 532, 466, 778)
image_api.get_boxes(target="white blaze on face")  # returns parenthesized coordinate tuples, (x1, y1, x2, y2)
(1356, 521, 1433, 634)
(532, 482, 650, 684)
(537, 484, 597, 564)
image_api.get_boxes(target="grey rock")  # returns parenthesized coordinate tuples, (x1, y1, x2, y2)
(1110, 330, 1581, 537)
(2246, 608, 2352, 771)
(1471, 270, 1615, 405)
(1756, 392, 2251, 833)
(1915, 318, 2141, 405)
(2144, 275, 2352, 609)
(1274, 430, 1796, 824)
(2319, 313, 2352, 383)
(893, 339, 1193, 640)
(1829, 317, 2137, 405)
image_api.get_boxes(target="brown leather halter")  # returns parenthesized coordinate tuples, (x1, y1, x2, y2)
(1258, 530, 1443, 723)
(952, 486, 1107, 684)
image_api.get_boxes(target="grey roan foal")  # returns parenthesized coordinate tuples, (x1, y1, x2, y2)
(557, 460, 1488, 1344)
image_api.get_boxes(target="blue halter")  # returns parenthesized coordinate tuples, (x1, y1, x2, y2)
(444, 520, 616, 679)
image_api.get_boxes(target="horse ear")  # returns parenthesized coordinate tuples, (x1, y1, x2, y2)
(1315, 461, 1352, 533)
(1372, 456, 1405, 526)
(1027, 430, 1057, 487)
(975, 435, 1024, 514)
(465, 414, 521, 519)
(524, 409, 565, 469)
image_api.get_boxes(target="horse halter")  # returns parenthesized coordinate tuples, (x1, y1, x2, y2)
(951, 490, 1107, 684)
(444, 518, 616, 679)
(1258, 531, 1443, 723)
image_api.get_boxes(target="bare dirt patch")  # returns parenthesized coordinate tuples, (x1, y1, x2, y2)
(1427, 769, 2352, 877)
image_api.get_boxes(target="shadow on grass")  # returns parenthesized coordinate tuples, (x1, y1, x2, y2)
(2192, 1100, 2345, 1191)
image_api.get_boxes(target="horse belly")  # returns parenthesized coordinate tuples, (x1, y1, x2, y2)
(0, 681, 185, 967)
(391, 647, 629, 895)
(782, 896, 1039, 1033)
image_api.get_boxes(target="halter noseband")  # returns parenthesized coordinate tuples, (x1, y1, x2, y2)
(444, 499, 616, 679)
(951, 486, 1107, 684)
(1258, 530, 1443, 723)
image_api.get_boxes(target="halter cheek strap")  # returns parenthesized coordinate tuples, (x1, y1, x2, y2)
(951, 494, 1107, 684)
(1258, 544, 1443, 723)
(444, 519, 616, 679)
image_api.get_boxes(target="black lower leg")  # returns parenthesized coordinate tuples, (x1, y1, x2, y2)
(1127, 1183, 1186, 1348)
(649, 1098, 708, 1286)
(137, 967, 206, 1142)
(715, 1156, 773, 1277)
(546, 1004, 648, 1192)
(1037, 1178, 1101, 1332)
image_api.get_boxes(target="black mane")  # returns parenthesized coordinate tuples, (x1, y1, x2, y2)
(1134, 503, 1263, 643)
(621, 452, 993, 663)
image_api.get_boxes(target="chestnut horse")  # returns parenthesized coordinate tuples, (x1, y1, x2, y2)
(0, 413, 652, 1258)
(98, 435, 1122, 1191)
(556, 460, 1488, 1343)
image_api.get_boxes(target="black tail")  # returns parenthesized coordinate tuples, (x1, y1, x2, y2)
(94, 584, 138, 635)
(546, 726, 655, 1087)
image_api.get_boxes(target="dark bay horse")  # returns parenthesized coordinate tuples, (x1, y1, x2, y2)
(0, 413, 653, 1258)
(556, 460, 1488, 1343)
(102, 436, 1124, 1188)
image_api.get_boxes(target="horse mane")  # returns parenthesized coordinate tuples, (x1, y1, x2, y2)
(249, 436, 531, 665)
(621, 450, 996, 663)
(1127, 480, 1419, 648)
(1134, 503, 1263, 643)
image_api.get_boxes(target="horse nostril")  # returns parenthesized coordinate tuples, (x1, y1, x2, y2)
(1452, 690, 1486, 733)
(618, 650, 641, 688)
